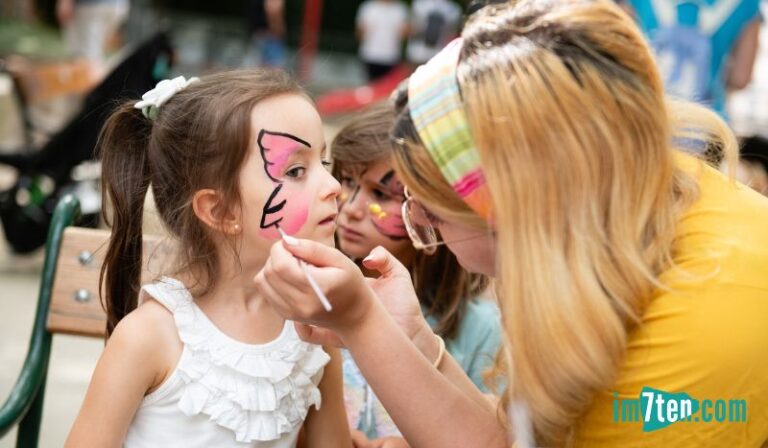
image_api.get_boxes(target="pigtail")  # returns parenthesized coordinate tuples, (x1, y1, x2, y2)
(98, 102, 153, 337)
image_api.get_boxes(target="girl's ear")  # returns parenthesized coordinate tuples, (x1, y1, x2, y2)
(192, 189, 241, 235)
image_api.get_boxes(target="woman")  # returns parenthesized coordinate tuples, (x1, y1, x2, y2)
(255, 0, 768, 445)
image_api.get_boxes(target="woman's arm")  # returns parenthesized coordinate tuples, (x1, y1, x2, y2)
(65, 302, 175, 447)
(256, 241, 508, 448)
(341, 300, 506, 448)
(298, 347, 352, 448)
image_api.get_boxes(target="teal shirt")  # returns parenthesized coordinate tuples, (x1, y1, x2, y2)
(342, 298, 503, 438)
(424, 299, 502, 392)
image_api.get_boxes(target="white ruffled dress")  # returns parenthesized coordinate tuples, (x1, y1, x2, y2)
(124, 277, 331, 447)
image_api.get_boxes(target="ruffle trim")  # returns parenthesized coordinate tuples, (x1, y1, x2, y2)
(150, 277, 330, 442)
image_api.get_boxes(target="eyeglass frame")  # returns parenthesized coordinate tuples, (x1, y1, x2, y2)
(401, 186, 446, 254)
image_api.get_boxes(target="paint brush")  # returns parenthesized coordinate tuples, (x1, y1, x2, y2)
(277, 227, 333, 312)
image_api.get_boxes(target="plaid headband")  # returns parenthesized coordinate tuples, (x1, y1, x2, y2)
(407, 38, 492, 221)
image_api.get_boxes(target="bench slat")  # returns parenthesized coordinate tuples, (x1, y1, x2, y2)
(48, 227, 172, 338)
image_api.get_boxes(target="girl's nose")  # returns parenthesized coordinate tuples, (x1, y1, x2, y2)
(341, 186, 366, 220)
(320, 169, 341, 201)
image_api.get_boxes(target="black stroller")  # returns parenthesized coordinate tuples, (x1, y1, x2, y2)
(0, 32, 173, 253)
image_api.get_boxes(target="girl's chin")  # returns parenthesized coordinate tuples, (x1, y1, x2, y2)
(338, 241, 372, 260)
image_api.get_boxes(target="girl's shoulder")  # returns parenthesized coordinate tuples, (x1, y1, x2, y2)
(107, 293, 182, 390)
(112, 288, 179, 350)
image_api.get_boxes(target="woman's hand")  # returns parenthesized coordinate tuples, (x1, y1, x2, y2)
(255, 241, 434, 354)
(254, 238, 374, 338)
(361, 246, 436, 355)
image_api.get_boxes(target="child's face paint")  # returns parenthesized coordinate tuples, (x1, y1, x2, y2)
(367, 169, 408, 240)
(257, 130, 313, 237)
(236, 94, 340, 258)
(336, 160, 413, 261)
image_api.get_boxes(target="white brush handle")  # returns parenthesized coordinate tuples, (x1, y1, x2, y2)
(277, 228, 333, 312)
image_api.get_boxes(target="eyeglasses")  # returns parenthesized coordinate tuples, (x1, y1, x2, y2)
(401, 186, 493, 255)
(401, 186, 446, 255)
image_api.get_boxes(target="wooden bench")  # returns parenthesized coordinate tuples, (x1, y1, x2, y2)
(0, 195, 172, 447)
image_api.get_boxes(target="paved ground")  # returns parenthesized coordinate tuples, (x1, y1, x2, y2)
(0, 242, 103, 447)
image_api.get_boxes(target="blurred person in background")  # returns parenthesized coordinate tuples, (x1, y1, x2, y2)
(406, 0, 463, 66)
(624, 0, 762, 120)
(56, 0, 129, 80)
(356, 0, 409, 81)
(246, 0, 286, 68)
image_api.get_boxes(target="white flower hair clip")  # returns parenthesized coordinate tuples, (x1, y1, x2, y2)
(134, 75, 200, 120)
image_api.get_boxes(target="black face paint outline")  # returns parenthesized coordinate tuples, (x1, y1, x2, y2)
(338, 167, 367, 213)
(257, 129, 311, 230)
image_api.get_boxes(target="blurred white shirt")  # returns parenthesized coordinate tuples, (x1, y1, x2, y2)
(356, 0, 409, 64)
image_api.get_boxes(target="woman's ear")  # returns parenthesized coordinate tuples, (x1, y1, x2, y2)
(192, 189, 241, 235)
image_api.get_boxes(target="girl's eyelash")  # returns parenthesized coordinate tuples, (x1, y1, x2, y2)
(285, 165, 306, 178)
(373, 189, 390, 200)
(321, 160, 332, 167)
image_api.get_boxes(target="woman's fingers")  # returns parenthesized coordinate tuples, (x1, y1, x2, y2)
(281, 236, 347, 268)
(267, 241, 312, 288)
(254, 262, 296, 318)
(362, 246, 410, 279)
(294, 323, 345, 347)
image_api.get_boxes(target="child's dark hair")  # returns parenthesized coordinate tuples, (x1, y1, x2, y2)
(331, 101, 489, 339)
(98, 69, 304, 336)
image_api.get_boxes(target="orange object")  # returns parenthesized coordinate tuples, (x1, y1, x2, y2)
(6, 57, 97, 105)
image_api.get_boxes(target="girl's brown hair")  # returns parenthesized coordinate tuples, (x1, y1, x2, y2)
(390, 0, 736, 444)
(331, 102, 490, 339)
(98, 69, 304, 336)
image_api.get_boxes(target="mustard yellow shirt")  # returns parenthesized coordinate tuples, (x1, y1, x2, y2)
(574, 155, 768, 447)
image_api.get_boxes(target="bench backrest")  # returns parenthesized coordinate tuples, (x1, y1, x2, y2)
(47, 227, 173, 338)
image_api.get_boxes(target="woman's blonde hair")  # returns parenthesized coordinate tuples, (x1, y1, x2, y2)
(391, 0, 737, 444)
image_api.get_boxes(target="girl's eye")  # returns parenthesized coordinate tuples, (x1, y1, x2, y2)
(321, 160, 332, 170)
(285, 166, 306, 179)
(341, 176, 357, 189)
(372, 188, 390, 201)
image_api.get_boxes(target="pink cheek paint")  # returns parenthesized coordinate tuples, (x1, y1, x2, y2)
(369, 202, 408, 240)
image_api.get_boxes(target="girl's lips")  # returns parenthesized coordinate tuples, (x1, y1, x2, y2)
(339, 225, 365, 240)
(319, 214, 337, 226)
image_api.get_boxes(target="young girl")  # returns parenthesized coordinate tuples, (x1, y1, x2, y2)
(331, 102, 502, 445)
(65, 70, 351, 447)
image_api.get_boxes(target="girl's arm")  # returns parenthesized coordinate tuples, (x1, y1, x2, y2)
(298, 347, 352, 448)
(65, 302, 176, 447)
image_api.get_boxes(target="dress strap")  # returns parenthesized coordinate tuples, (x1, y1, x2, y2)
(139, 277, 192, 313)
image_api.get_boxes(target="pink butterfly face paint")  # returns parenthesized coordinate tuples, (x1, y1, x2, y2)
(258, 129, 311, 239)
